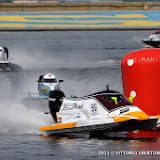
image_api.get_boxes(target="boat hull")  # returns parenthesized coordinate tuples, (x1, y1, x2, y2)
(142, 40, 160, 48)
(0, 63, 22, 72)
(41, 118, 158, 137)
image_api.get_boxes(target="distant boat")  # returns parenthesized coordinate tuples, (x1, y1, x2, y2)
(142, 30, 160, 48)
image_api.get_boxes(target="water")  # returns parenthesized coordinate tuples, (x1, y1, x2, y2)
(0, 30, 159, 160)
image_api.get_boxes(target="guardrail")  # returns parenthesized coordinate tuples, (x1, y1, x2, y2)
(2, 0, 160, 3)
(0, 2, 160, 11)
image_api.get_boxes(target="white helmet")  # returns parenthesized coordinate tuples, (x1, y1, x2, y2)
(43, 73, 56, 79)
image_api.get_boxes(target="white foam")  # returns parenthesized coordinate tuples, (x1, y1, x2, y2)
(97, 60, 121, 66)
(0, 100, 52, 135)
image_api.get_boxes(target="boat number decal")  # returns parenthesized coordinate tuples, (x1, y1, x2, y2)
(42, 88, 47, 94)
(91, 103, 98, 116)
(120, 108, 129, 114)
(62, 103, 83, 111)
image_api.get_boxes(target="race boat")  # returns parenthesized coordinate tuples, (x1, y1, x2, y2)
(24, 73, 63, 111)
(0, 46, 9, 63)
(28, 73, 63, 99)
(0, 46, 21, 72)
(142, 30, 160, 48)
(40, 86, 159, 137)
(0, 46, 11, 71)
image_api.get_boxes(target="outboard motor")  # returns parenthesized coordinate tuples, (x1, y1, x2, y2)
(49, 90, 65, 123)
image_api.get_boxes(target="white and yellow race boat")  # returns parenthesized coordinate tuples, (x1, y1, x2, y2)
(40, 87, 159, 136)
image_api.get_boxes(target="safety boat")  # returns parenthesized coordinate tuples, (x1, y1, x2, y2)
(142, 30, 160, 48)
(24, 73, 63, 111)
(40, 86, 159, 137)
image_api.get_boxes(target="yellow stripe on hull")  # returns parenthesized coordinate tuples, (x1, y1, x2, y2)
(124, 111, 149, 121)
(40, 122, 77, 131)
(113, 116, 131, 123)
(113, 111, 150, 123)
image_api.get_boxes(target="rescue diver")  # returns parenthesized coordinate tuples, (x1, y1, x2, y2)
(49, 90, 65, 123)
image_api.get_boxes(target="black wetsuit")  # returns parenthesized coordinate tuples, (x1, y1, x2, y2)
(49, 90, 65, 123)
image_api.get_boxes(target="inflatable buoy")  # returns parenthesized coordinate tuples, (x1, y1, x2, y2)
(121, 48, 160, 115)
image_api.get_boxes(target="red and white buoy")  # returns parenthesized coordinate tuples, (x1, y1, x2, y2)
(121, 48, 160, 115)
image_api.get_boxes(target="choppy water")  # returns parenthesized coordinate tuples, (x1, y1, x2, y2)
(0, 30, 159, 160)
